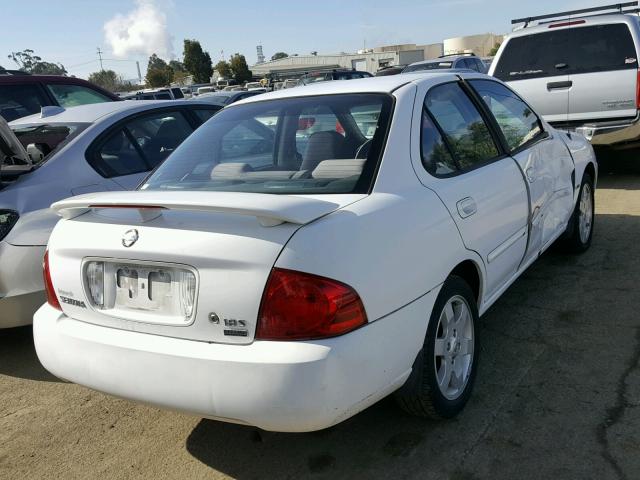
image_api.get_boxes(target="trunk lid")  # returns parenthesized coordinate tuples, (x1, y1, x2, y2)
(47, 191, 364, 344)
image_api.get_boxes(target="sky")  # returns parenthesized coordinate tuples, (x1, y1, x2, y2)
(1, 0, 611, 80)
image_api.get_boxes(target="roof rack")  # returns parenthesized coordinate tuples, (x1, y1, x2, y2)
(512, 1, 638, 27)
(0, 69, 30, 76)
(438, 52, 476, 58)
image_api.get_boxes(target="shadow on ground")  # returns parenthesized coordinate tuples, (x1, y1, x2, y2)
(0, 326, 60, 382)
(185, 205, 640, 480)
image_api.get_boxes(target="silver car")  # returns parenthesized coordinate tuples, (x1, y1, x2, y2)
(404, 54, 487, 74)
(490, 3, 640, 150)
(0, 100, 221, 328)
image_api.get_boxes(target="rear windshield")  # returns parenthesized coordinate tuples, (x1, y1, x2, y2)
(404, 62, 453, 72)
(142, 93, 393, 194)
(494, 23, 638, 80)
(10, 122, 88, 163)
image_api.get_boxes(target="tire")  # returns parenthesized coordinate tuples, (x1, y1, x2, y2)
(561, 172, 594, 253)
(395, 275, 479, 419)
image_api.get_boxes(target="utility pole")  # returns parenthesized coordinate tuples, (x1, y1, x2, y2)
(136, 61, 142, 84)
(97, 47, 104, 71)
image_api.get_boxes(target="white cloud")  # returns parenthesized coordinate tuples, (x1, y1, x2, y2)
(104, 0, 173, 59)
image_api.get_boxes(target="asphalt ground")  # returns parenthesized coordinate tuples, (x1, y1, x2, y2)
(1, 159, 639, 480)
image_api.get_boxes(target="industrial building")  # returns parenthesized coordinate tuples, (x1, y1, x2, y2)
(249, 43, 444, 81)
(247, 33, 504, 81)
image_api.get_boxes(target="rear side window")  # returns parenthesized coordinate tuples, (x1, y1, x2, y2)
(425, 83, 499, 170)
(566, 24, 638, 75)
(0, 84, 48, 122)
(470, 80, 543, 151)
(46, 84, 112, 108)
(494, 32, 570, 81)
(192, 108, 222, 123)
(421, 110, 457, 175)
(494, 24, 637, 81)
(89, 110, 194, 177)
(11, 123, 88, 163)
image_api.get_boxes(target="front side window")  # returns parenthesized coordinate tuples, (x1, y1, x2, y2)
(470, 80, 542, 151)
(46, 84, 112, 108)
(142, 94, 393, 194)
(0, 84, 49, 122)
(425, 83, 499, 170)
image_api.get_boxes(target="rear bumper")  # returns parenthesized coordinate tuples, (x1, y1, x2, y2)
(0, 242, 46, 328)
(570, 113, 640, 149)
(33, 290, 436, 432)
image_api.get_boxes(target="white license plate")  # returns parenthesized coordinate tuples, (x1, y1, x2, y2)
(84, 260, 197, 325)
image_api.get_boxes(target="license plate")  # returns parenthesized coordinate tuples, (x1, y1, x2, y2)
(84, 260, 197, 325)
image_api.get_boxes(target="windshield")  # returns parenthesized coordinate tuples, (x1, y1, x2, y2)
(404, 61, 453, 72)
(10, 122, 88, 164)
(142, 93, 392, 195)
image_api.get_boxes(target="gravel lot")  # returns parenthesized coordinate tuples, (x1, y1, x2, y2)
(1, 162, 639, 480)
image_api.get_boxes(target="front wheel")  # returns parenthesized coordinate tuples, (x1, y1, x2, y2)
(395, 275, 479, 418)
(561, 173, 594, 253)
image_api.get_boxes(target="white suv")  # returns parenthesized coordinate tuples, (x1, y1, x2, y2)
(490, 2, 640, 151)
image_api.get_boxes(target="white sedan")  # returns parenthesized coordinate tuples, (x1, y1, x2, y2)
(0, 100, 221, 328)
(34, 72, 596, 432)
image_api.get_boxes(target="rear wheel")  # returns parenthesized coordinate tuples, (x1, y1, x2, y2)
(561, 173, 594, 253)
(395, 275, 479, 418)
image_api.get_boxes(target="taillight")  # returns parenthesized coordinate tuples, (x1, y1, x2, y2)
(636, 70, 640, 109)
(43, 250, 61, 311)
(256, 268, 367, 341)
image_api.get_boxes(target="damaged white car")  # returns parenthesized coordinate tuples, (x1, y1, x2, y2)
(34, 73, 596, 432)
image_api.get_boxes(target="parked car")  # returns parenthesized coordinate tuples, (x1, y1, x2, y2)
(404, 54, 487, 74)
(0, 100, 222, 329)
(299, 69, 373, 85)
(34, 72, 596, 432)
(245, 82, 264, 91)
(191, 89, 265, 106)
(282, 79, 300, 89)
(490, 3, 640, 151)
(376, 65, 408, 76)
(0, 70, 119, 122)
(122, 88, 185, 101)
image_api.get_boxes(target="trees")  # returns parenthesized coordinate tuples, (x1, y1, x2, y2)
(488, 42, 502, 57)
(271, 52, 288, 61)
(214, 60, 232, 80)
(229, 54, 252, 84)
(145, 53, 173, 87)
(183, 40, 213, 83)
(87, 70, 135, 92)
(8, 49, 67, 75)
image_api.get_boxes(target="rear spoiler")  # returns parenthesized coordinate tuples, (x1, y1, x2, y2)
(51, 191, 344, 227)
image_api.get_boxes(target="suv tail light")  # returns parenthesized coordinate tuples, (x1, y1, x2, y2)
(43, 250, 61, 311)
(636, 70, 640, 109)
(256, 268, 367, 340)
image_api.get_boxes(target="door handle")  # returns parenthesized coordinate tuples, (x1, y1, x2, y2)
(457, 197, 477, 218)
(547, 81, 573, 91)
